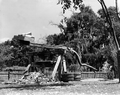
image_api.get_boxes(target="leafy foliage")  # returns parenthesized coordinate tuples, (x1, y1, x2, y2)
(0, 41, 13, 69)
(47, 5, 120, 71)
(58, 0, 83, 13)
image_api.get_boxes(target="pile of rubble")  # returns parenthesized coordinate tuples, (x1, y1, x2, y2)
(17, 72, 52, 84)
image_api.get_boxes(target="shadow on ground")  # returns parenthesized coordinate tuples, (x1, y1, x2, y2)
(0, 82, 73, 90)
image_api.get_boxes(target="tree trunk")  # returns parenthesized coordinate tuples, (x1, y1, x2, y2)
(98, 0, 120, 83)
(117, 50, 120, 82)
(115, 0, 120, 21)
(115, 0, 120, 83)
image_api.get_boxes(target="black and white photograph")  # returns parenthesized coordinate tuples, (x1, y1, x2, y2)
(0, 0, 120, 95)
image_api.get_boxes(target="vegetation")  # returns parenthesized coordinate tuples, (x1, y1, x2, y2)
(0, 0, 120, 79)
(0, 41, 13, 69)
(46, 5, 120, 73)
(57, 0, 120, 81)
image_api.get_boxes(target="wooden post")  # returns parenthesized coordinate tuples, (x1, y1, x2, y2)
(52, 56, 61, 80)
(23, 64, 31, 75)
(63, 57, 67, 72)
(58, 58, 62, 81)
(8, 70, 10, 80)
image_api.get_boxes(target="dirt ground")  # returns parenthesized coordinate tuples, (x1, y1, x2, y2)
(0, 78, 120, 95)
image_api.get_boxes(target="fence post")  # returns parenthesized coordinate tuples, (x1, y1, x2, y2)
(8, 70, 10, 80)
(94, 72, 96, 78)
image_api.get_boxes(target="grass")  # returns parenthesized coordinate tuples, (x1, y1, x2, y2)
(0, 78, 120, 95)
(0, 71, 119, 95)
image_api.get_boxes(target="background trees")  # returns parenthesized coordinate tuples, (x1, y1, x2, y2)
(46, 5, 120, 72)
(0, 41, 13, 69)
(0, 0, 120, 76)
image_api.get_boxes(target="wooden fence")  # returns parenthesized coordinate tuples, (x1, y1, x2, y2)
(0, 71, 108, 82)
(0, 71, 23, 82)
(81, 72, 107, 79)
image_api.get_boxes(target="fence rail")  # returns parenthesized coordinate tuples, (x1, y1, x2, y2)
(81, 72, 107, 79)
(0, 71, 108, 81)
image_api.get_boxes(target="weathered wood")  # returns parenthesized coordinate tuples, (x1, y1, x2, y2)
(63, 57, 67, 72)
(23, 64, 31, 74)
(51, 56, 61, 80)
(8, 71, 10, 80)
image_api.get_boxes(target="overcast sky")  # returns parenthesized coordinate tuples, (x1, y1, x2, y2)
(0, 0, 120, 43)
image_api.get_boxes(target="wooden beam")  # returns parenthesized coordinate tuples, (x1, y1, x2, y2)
(51, 56, 61, 80)
(23, 64, 31, 75)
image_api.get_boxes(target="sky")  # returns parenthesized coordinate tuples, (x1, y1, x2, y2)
(0, 0, 120, 43)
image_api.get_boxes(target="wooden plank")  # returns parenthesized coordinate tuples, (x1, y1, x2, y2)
(23, 64, 31, 74)
(51, 56, 61, 80)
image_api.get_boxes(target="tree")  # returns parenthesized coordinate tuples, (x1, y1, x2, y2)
(58, 0, 120, 82)
(97, 6, 120, 78)
(58, 0, 83, 13)
(46, 33, 65, 45)
(0, 41, 13, 68)
(115, 0, 120, 21)
(47, 5, 115, 70)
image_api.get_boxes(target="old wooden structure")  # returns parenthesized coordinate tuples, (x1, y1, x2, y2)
(14, 34, 97, 82)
